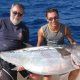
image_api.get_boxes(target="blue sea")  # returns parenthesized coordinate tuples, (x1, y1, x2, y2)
(0, 0, 80, 46)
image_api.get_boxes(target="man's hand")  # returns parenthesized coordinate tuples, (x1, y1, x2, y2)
(17, 66, 25, 71)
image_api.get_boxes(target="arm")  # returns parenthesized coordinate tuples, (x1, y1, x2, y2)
(37, 28, 45, 46)
(65, 27, 76, 44)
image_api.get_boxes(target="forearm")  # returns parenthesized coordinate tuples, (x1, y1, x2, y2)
(37, 40, 43, 47)
(67, 35, 76, 45)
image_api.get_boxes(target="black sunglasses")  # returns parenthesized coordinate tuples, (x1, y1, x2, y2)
(48, 17, 58, 21)
(12, 11, 23, 17)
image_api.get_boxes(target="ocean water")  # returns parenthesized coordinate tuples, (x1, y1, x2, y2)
(0, 0, 80, 46)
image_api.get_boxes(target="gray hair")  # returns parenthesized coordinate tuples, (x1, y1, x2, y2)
(11, 3, 25, 12)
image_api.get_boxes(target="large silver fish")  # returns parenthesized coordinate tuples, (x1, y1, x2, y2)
(0, 45, 80, 75)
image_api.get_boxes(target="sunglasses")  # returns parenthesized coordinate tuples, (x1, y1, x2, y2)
(12, 11, 23, 17)
(48, 17, 58, 21)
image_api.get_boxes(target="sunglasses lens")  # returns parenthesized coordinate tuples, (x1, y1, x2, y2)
(48, 18, 53, 21)
(13, 11, 17, 15)
(13, 11, 23, 17)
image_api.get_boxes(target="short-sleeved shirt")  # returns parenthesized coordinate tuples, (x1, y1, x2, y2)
(0, 18, 29, 51)
(41, 23, 70, 46)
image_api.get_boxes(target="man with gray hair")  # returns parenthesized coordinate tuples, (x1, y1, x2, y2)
(0, 3, 29, 80)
